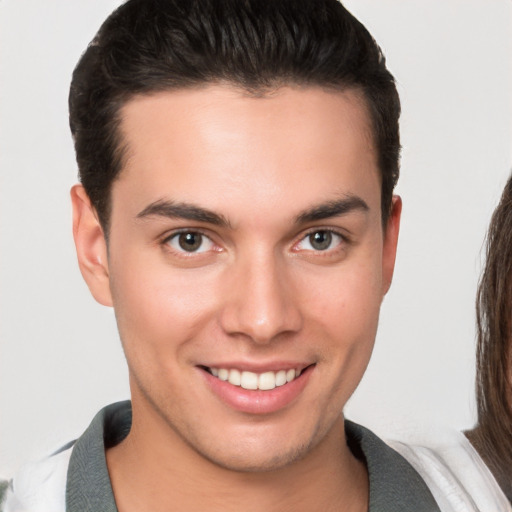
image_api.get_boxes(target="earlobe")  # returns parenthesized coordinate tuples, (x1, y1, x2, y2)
(381, 195, 402, 296)
(71, 184, 113, 307)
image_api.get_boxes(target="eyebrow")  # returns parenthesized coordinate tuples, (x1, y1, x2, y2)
(294, 195, 369, 224)
(137, 194, 369, 228)
(136, 200, 231, 227)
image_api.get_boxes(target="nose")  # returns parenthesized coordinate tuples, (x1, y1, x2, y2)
(219, 252, 303, 344)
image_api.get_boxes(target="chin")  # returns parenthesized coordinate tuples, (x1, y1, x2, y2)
(196, 439, 312, 473)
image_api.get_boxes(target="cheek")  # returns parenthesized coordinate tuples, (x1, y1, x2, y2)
(108, 252, 220, 357)
(303, 257, 383, 332)
(315, 273, 381, 410)
(299, 254, 383, 390)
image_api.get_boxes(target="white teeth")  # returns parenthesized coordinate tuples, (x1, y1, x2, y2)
(209, 366, 303, 390)
(258, 371, 276, 390)
(240, 371, 258, 390)
(228, 369, 241, 386)
(275, 370, 287, 387)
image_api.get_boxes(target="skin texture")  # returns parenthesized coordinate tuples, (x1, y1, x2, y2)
(71, 85, 401, 512)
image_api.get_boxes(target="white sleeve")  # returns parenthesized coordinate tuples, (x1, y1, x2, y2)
(2, 447, 71, 512)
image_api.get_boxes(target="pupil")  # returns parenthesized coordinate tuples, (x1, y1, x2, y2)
(179, 232, 201, 251)
(310, 231, 331, 251)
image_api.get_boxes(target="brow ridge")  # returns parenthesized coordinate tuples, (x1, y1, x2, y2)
(295, 195, 369, 224)
(137, 195, 368, 228)
(136, 200, 231, 227)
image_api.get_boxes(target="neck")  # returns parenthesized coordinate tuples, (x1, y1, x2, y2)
(106, 399, 368, 512)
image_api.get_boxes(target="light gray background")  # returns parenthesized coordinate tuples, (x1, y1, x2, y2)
(1, 0, 511, 477)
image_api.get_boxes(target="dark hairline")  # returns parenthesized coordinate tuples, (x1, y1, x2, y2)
(98, 82, 388, 239)
(70, 0, 400, 240)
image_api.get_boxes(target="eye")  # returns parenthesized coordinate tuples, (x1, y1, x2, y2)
(296, 230, 344, 252)
(165, 231, 215, 253)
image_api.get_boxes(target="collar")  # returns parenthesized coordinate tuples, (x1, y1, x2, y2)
(66, 401, 440, 512)
(345, 420, 440, 511)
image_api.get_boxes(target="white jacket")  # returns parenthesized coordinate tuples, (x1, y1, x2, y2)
(1, 446, 72, 512)
(388, 429, 512, 512)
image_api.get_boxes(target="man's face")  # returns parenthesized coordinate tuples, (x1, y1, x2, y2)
(74, 85, 400, 471)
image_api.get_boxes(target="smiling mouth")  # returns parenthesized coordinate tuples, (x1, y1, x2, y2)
(202, 366, 308, 391)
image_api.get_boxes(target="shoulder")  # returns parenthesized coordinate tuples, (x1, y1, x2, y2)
(1, 443, 73, 512)
(1, 401, 130, 512)
(387, 428, 512, 512)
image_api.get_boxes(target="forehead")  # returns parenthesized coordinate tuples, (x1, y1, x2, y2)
(114, 85, 379, 221)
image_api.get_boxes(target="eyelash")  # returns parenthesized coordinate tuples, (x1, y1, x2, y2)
(293, 228, 350, 253)
(160, 227, 350, 257)
(161, 229, 218, 256)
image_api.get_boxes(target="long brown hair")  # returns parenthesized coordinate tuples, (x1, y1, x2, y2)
(468, 174, 512, 500)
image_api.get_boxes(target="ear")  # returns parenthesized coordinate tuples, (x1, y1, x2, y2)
(71, 184, 113, 306)
(381, 195, 402, 296)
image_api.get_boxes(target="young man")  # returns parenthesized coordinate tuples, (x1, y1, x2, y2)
(2, 0, 441, 510)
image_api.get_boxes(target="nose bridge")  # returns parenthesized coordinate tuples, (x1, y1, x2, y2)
(220, 247, 302, 343)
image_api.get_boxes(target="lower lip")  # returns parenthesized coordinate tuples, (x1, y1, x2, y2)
(200, 366, 314, 415)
